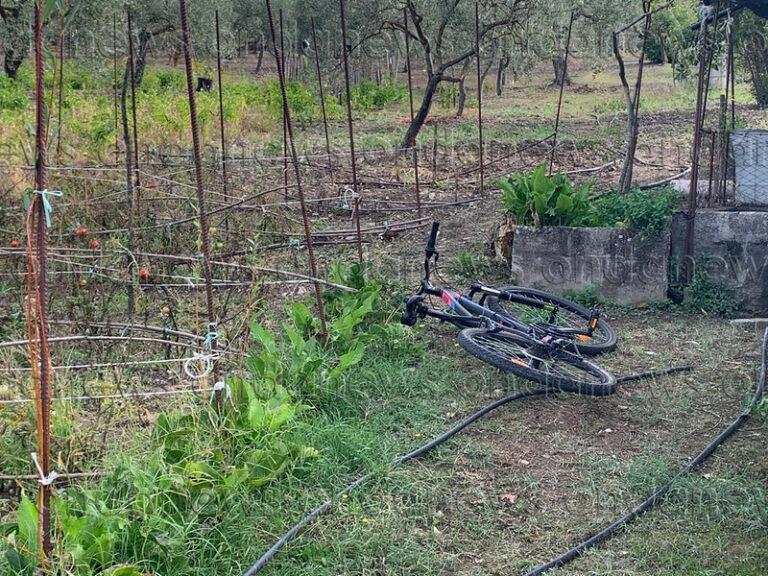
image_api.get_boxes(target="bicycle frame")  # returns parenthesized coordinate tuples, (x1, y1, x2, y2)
(402, 221, 599, 340)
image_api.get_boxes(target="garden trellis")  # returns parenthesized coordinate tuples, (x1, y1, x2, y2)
(0, 0, 743, 573)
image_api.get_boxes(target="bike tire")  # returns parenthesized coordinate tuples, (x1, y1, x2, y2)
(486, 286, 617, 355)
(458, 328, 617, 396)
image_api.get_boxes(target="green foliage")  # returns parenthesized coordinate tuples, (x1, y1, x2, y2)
(350, 79, 406, 110)
(0, 74, 27, 111)
(595, 185, 682, 240)
(450, 252, 493, 280)
(496, 163, 599, 228)
(681, 256, 740, 317)
(248, 262, 422, 396)
(562, 286, 609, 309)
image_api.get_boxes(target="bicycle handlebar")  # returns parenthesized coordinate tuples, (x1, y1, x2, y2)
(426, 221, 440, 256)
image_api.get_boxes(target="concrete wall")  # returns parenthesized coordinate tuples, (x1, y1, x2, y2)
(671, 211, 768, 314)
(509, 226, 670, 305)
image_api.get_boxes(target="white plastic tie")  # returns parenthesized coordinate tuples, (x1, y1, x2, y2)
(30, 452, 59, 486)
(211, 381, 232, 402)
(184, 352, 215, 380)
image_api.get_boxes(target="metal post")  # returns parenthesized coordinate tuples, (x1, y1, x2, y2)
(56, 18, 64, 160)
(685, 20, 710, 281)
(31, 0, 53, 563)
(339, 0, 363, 262)
(179, 0, 222, 412)
(403, 8, 422, 218)
(113, 13, 119, 161)
(311, 17, 334, 184)
(475, 2, 484, 193)
(280, 9, 288, 198)
(265, 0, 328, 342)
(550, 11, 575, 175)
(127, 10, 141, 214)
(215, 10, 229, 198)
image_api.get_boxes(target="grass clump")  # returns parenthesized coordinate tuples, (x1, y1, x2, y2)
(562, 286, 610, 309)
(669, 256, 740, 317)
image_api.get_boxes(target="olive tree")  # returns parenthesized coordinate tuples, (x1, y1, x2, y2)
(382, 0, 529, 148)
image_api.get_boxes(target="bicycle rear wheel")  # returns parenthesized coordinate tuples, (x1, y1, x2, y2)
(486, 286, 617, 355)
(458, 328, 616, 396)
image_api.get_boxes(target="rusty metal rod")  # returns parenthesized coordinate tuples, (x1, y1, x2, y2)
(311, 17, 334, 186)
(549, 11, 575, 175)
(685, 19, 709, 280)
(403, 8, 422, 218)
(127, 10, 141, 211)
(475, 2, 484, 193)
(265, 0, 328, 341)
(339, 0, 363, 262)
(179, 0, 222, 411)
(280, 9, 288, 199)
(113, 13, 119, 160)
(31, 0, 53, 564)
(215, 10, 229, 199)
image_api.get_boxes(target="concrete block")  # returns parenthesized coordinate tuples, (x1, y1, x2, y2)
(509, 225, 670, 305)
(671, 210, 768, 314)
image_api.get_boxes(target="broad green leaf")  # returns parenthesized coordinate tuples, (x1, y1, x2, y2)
(16, 494, 38, 555)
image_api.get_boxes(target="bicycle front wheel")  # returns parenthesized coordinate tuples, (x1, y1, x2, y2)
(458, 328, 616, 396)
(486, 286, 617, 356)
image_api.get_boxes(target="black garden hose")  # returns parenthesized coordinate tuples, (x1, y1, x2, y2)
(243, 366, 693, 575)
(523, 328, 767, 576)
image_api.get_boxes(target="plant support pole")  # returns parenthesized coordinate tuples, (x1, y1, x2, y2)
(127, 9, 141, 213)
(686, 18, 710, 280)
(339, 0, 363, 262)
(215, 10, 229, 198)
(311, 17, 334, 184)
(549, 11, 575, 175)
(475, 2, 484, 194)
(280, 9, 288, 198)
(30, 0, 54, 564)
(404, 8, 422, 218)
(179, 0, 223, 412)
(265, 0, 328, 341)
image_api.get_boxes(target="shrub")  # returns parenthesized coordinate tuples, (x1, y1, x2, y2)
(681, 256, 739, 317)
(0, 74, 27, 111)
(496, 163, 599, 228)
(350, 79, 406, 110)
(595, 185, 682, 240)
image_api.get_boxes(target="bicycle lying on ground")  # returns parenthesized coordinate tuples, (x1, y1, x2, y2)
(401, 222, 617, 396)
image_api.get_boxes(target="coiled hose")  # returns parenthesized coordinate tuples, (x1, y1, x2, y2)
(243, 366, 695, 575)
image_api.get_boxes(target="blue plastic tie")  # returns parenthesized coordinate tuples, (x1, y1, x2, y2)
(33, 189, 63, 228)
(203, 322, 218, 349)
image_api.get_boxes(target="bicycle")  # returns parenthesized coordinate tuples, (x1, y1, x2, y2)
(400, 222, 617, 396)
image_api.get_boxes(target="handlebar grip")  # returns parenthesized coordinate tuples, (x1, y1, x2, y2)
(426, 221, 440, 254)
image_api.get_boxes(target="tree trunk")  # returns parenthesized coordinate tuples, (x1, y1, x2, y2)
(402, 74, 441, 149)
(552, 50, 571, 87)
(496, 55, 510, 96)
(480, 55, 495, 98)
(254, 39, 265, 75)
(134, 28, 153, 87)
(3, 46, 27, 79)
(457, 77, 467, 116)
